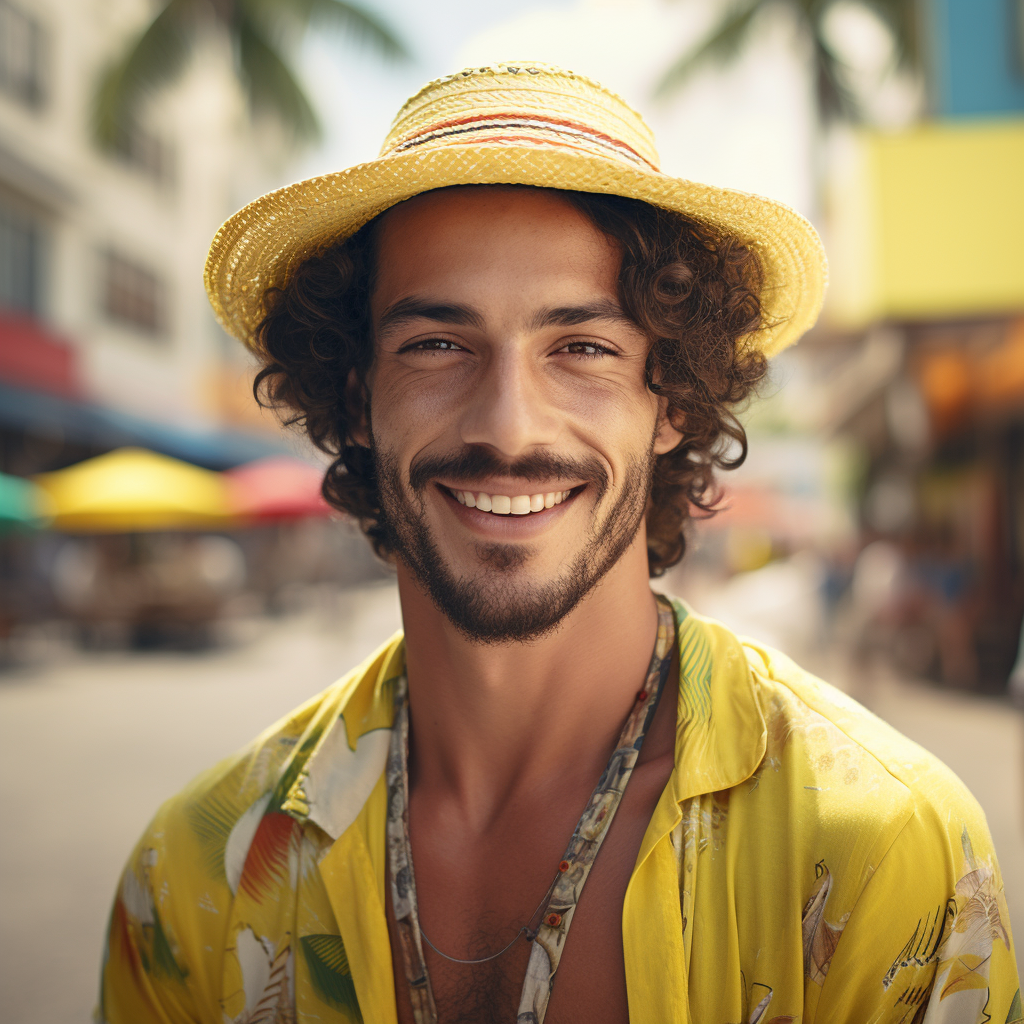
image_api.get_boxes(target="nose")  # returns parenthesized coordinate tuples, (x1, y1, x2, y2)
(458, 344, 561, 458)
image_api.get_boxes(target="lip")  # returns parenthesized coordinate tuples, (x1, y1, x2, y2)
(435, 482, 582, 539)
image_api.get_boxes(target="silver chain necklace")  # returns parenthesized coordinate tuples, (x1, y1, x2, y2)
(417, 886, 551, 964)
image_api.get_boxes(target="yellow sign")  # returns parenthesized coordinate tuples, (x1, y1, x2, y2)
(827, 119, 1024, 326)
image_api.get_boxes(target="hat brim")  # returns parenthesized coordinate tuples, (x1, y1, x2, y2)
(205, 143, 828, 358)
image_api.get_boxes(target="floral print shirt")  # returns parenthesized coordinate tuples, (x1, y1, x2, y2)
(98, 597, 1021, 1024)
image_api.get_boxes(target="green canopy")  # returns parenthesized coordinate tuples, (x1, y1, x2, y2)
(0, 471, 50, 530)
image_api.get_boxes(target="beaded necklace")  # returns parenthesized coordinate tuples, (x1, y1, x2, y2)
(386, 596, 677, 1024)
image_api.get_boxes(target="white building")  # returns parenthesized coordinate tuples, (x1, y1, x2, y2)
(0, 0, 282, 473)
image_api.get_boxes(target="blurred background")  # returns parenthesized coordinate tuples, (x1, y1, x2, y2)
(1, 0, 1023, 1019)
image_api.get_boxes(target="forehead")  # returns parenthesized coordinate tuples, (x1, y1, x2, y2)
(372, 187, 622, 311)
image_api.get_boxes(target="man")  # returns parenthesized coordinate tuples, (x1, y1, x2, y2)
(99, 63, 1018, 1024)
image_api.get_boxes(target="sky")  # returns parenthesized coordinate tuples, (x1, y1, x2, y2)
(294, 0, 817, 220)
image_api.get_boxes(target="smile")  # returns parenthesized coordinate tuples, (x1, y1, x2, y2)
(446, 488, 574, 515)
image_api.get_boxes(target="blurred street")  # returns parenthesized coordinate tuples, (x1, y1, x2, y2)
(1, 580, 1023, 1024)
(0, 582, 403, 1024)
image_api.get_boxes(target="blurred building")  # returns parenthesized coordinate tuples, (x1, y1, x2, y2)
(821, 0, 1024, 689)
(0, 0, 287, 476)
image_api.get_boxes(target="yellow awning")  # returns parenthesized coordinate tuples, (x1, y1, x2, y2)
(36, 447, 234, 532)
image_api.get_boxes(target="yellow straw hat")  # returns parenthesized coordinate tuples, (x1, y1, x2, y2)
(205, 62, 827, 358)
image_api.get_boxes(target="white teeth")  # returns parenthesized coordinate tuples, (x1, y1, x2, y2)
(453, 488, 575, 514)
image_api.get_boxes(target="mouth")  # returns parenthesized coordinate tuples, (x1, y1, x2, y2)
(439, 485, 580, 516)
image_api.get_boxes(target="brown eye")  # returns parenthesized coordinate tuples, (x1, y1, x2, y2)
(403, 338, 463, 352)
(560, 341, 613, 357)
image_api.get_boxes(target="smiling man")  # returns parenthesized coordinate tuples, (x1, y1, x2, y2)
(99, 65, 1018, 1024)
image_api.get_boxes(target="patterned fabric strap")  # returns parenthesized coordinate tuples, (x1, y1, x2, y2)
(386, 694, 438, 1023)
(386, 595, 678, 1024)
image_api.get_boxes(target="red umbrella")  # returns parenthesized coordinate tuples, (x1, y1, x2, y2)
(225, 456, 332, 521)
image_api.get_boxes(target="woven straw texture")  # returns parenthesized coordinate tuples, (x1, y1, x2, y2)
(205, 63, 827, 358)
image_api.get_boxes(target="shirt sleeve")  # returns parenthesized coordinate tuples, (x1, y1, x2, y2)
(96, 819, 203, 1024)
(812, 792, 1020, 1024)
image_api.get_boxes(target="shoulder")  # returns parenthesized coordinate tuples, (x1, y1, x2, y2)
(147, 629, 402, 902)
(100, 635, 403, 1018)
(743, 638, 983, 838)
(734, 636, 995, 922)
(156, 678, 342, 897)
(667, 607, 1018, 1022)
(736, 648, 1021, 1020)
(676, 597, 991, 888)
(111, 678, 346, 944)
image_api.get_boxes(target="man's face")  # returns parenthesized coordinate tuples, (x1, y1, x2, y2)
(363, 186, 680, 642)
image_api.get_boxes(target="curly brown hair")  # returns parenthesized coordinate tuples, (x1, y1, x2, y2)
(253, 185, 769, 576)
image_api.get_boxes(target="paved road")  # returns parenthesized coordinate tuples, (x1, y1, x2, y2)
(1, 583, 1022, 1023)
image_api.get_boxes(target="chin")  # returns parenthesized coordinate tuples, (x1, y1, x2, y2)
(427, 580, 582, 645)
(407, 540, 600, 643)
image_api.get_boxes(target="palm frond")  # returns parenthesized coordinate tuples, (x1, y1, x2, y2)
(811, 25, 863, 122)
(304, 0, 409, 59)
(237, 12, 321, 142)
(238, 811, 298, 901)
(244, 0, 409, 61)
(150, 905, 190, 983)
(857, 0, 921, 71)
(301, 934, 360, 1015)
(92, 0, 198, 148)
(186, 785, 252, 882)
(654, 0, 766, 99)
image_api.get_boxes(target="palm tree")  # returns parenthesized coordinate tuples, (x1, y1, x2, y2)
(654, 0, 920, 122)
(93, 0, 409, 150)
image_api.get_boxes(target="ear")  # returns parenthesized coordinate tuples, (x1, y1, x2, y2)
(653, 394, 684, 455)
(346, 368, 371, 447)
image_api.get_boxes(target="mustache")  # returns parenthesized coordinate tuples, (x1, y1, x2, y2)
(408, 446, 608, 497)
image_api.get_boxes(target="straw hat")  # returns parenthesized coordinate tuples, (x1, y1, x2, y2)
(205, 62, 827, 358)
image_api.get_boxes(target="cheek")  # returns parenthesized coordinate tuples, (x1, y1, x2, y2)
(369, 368, 465, 451)
(561, 375, 660, 449)
(552, 386, 658, 496)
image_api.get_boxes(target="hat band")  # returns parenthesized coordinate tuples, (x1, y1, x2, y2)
(385, 112, 659, 172)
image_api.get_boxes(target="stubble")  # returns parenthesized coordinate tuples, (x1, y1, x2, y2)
(373, 439, 656, 643)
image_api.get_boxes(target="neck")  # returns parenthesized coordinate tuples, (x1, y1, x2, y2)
(397, 535, 661, 831)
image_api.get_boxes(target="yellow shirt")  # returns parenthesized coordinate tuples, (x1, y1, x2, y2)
(98, 598, 1021, 1024)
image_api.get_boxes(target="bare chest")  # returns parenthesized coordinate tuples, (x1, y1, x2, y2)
(386, 755, 673, 1024)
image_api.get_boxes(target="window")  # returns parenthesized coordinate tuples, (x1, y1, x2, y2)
(110, 120, 174, 185)
(0, 1, 46, 109)
(0, 201, 43, 314)
(102, 250, 166, 337)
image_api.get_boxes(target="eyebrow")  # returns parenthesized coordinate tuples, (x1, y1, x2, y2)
(376, 297, 485, 336)
(375, 295, 638, 337)
(528, 299, 636, 331)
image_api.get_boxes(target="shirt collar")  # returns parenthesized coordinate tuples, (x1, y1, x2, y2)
(666, 596, 767, 803)
(281, 598, 768, 840)
(281, 633, 406, 840)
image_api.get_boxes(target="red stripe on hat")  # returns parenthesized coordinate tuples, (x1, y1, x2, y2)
(390, 112, 656, 170)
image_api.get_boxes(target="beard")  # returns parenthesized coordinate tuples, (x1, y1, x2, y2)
(372, 438, 656, 644)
